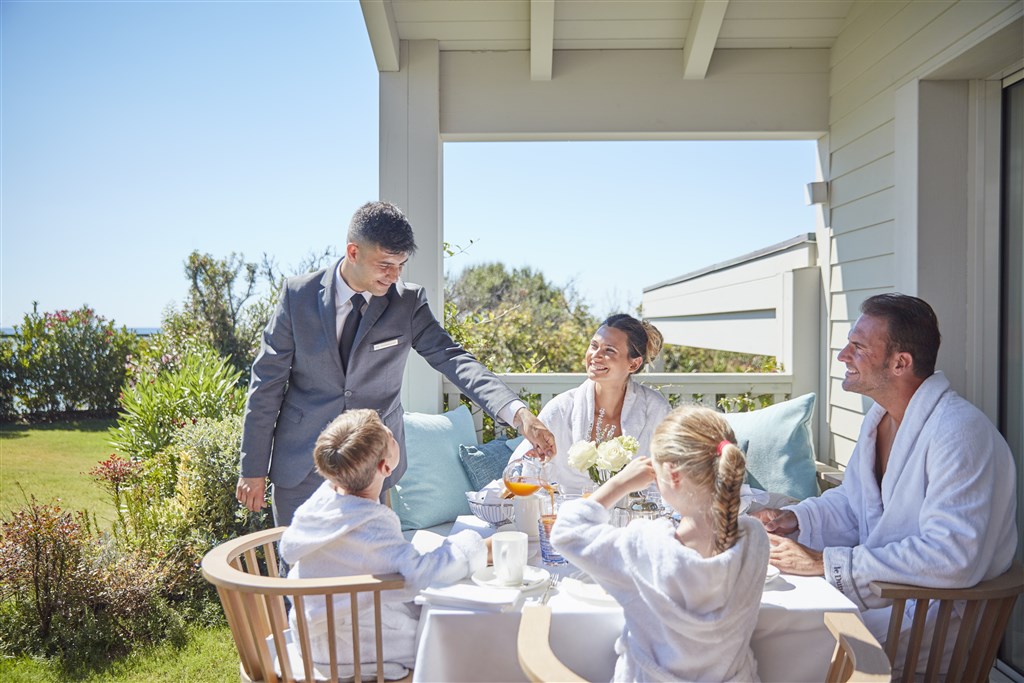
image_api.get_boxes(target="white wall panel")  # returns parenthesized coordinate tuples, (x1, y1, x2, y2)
(832, 435, 857, 468)
(830, 223, 893, 264)
(830, 187, 895, 234)
(830, 122, 893, 177)
(440, 48, 829, 139)
(829, 0, 907, 69)
(829, 404, 867, 442)
(829, 155, 894, 207)
(829, 254, 895, 293)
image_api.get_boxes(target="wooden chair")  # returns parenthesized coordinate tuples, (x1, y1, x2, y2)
(869, 562, 1024, 683)
(517, 604, 586, 683)
(516, 605, 889, 683)
(824, 612, 892, 682)
(201, 526, 411, 683)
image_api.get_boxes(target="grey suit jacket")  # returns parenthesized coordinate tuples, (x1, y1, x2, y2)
(240, 259, 518, 490)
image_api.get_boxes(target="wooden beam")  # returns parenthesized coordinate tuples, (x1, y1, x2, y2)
(682, 0, 728, 80)
(530, 0, 554, 81)
(360, 0, 400, 72)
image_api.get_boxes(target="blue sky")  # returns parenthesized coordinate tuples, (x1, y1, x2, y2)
(2, 1, 817, 328)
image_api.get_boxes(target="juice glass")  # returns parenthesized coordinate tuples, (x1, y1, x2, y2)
(537, 494, 568, 566)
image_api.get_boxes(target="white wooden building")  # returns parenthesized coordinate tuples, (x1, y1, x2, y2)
(356, 2, 1023, 673)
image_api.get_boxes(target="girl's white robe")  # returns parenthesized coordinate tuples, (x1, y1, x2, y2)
(787, 372, 1017, 672)
(279, 482, 487, 676)
(552, 499, 770, 682)
(510, 378, 670, 493)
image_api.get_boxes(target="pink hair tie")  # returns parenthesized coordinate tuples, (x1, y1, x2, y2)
(716, 440, 731, 456)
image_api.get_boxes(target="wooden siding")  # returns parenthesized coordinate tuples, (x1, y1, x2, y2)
(822, 0, 1019, 454)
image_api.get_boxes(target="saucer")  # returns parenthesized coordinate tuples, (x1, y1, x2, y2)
(765, 564, 781, 582)
(472, 565, 550, 591)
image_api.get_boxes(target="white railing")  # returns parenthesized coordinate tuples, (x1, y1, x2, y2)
(442, 372, 794, 439)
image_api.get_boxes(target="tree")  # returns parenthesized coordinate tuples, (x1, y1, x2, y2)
(444, 262, 599, 373)
(178, 251, 258, 372)
(167, 248, 337, 378)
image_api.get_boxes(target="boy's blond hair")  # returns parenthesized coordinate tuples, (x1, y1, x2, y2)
(313, 409, 390, 492)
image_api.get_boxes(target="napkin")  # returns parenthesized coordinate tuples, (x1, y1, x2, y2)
(416, 583, 523, 612)
(465, 479, 509, 505)
(740, 485, 771, 513)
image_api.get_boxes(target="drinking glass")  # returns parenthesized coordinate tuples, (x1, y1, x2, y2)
(537, 494, 568, 566)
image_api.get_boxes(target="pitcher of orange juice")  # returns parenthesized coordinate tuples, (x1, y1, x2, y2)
(503, 456, 552, 538)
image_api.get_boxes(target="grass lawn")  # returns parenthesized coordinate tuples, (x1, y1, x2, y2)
(0, 419, 239, 680)
(0, 625, 239, 682)
(0, 419, 118, 526)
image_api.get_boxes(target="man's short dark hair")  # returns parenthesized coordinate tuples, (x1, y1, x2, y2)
(347, 201, 418, 255)
(860, 293, 941, 378)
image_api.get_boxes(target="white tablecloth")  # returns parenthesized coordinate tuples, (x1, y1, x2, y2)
(410, 516, 859, 683)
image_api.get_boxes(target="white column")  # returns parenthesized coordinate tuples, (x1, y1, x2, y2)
(380, 39, 444, 413)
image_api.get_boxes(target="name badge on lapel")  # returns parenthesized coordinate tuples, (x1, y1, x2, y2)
(372, 338, 399, 351)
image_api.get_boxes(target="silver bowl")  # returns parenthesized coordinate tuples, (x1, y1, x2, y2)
(467, 500, 514, 526)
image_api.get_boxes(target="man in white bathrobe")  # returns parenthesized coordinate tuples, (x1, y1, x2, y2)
(754, 293, 1017, 675)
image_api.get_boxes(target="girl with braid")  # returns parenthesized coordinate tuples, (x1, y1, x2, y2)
(552, 405, 770, 682)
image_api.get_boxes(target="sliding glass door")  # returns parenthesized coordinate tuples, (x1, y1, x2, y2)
(999, 71, 1023, 676)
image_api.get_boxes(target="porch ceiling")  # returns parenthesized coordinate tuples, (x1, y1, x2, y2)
(360, 0, 854, 79)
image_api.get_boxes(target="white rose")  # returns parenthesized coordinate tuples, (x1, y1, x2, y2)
(567, 440, 599, 472)
(596, 440, 630, 472)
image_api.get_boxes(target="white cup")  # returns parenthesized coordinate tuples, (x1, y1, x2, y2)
(513, 495, 540, 538)
(492, 531, 528, 586)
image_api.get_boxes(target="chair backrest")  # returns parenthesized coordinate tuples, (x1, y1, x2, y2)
(516, 604, 587, 683)
(824, 612, 892, 683)
(869, 561, 1024, 683)
(201, 526, 407, 683)
(517, 604, 891, 683)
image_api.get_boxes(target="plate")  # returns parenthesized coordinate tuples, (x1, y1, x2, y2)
(562, 577, 619, 606)
(765, 564, 781, 582)
(472, 565, 549, 591)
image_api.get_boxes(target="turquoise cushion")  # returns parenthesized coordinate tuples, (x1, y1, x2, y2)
(459, 440, 515, 491)
(722, 393, 818, 501)
(392, 406, 477, 530)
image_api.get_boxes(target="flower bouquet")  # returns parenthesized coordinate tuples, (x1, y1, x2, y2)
(567, 434, 640, 485)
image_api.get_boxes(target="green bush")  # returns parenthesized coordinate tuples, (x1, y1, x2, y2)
(0, 498, 184, 666)
(109, 347, 246, 463)
(159, 417, 269, 613)
(0, 339, 17, 421)
(92, 419, 268, 621)
(6, 305, 138, 416)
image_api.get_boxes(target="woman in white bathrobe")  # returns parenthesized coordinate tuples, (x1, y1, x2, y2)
(509, 314, 671, 494)
(280, 409, 488, 680)
(552, 405, 770, 683)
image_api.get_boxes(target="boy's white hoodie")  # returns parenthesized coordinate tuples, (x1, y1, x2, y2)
(279, 481, 486, 673)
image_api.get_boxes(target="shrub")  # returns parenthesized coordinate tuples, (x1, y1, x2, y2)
(92, 418, 268, 620)
(157, 417, 270, 613)
(109, 346, 246, 463)
(0, 498, 184, 665)
(6, 305, 138, 416)
(0, 339, 16, 421)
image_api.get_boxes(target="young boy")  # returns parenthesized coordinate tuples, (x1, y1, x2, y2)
(280, 409, 489, 679)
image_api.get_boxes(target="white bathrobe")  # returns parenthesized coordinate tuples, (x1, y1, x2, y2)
(510, 378, 671, 494)
(280, 482, 487, 676)
(787, 372, 1017, 672)
(552, 498, 770, 682)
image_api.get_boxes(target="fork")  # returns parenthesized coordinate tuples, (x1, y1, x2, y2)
(540, 574, 562, 604)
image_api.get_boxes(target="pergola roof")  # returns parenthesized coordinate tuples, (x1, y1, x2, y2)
(361, 0, 855, 80)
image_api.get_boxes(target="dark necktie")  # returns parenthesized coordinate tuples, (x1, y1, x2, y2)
(339, 293, 364, 373)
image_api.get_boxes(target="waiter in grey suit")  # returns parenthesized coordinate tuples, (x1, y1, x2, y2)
(236, 201, 556, 526)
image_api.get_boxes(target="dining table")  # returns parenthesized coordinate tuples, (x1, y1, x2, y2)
(408, 515, 861, 683)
